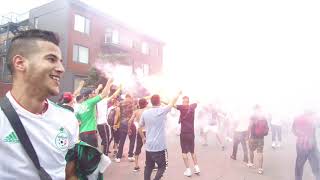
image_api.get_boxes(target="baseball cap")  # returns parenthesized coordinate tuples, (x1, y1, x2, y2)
(63, 92, 73, 103)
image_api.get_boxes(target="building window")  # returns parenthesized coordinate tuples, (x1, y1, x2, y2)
(142, 42, 149, 55)
(131, 40, 139, 49)
(142, 64, 149, 76)
(0, 57, 12, 83)
(112, 30, 119, 44)
(34, 17, 39, 29)
(105, 28, 119, 44)
(73, 45, 89, 64)
(74, 14, 90, 34)
(156, 47, 161, 56)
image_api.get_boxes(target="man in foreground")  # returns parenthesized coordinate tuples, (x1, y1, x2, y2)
(0, 29, 79, 179)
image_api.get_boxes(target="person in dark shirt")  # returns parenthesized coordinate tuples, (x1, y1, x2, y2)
(292, 110, 319, 180)
(176, 96, 200, 177)
(115, 94, 135, 162)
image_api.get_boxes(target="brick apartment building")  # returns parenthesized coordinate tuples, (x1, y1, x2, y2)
(0, 0, 164, 98)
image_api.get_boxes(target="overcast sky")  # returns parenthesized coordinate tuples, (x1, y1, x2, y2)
(2, 0, 320, 112)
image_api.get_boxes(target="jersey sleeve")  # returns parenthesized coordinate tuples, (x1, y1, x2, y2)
(86, 95, 102, 107)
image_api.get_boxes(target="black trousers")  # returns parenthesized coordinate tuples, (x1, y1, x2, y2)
(116, 125, 137, 158)
(80, 132, 98, 147)
(231, 131, 248, 162)
(295, 145, 320, 180)
(97, 124, 110, 155)
(144, 150, 167, 180)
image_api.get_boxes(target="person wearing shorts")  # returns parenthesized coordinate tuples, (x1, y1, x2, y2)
(249, 138, 264, 153)
(247, 105, 269, 175)
(199, 104, 225, 150)
(128, 98, 149, 172)
(176, 96, 200, 177)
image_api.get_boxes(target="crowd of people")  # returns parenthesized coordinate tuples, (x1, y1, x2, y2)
(59, 77, 320, 180)
(0, 29, 320, 180)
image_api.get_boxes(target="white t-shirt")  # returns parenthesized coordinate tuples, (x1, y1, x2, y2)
(97, 98, 108, 125)
(270, 115, 283, 126)
(235, 118, 250, 132)
(0, 92, 79, 180)
(232, 113, 250, 132)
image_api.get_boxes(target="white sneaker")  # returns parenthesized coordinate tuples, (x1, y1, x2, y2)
(184, 168, 192, 177)
(128, 157, 135, 162)
(194, 165, 200, 174)
(247, 163, 254, 168)
(114, 158, 121, 163)
(258, 168, 264, 174)
(276, 142, 281, 148)
(272, 142, 276, 148)
(226, 137, 233, 142)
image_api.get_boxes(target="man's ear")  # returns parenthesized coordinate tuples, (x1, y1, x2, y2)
(12, 55, 27, 72)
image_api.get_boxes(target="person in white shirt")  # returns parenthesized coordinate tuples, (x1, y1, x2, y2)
(230, 113, 250, 163)
(0, 29, 79, 180)
(97, 94, 111, 156)
(270, 113, 283, 148)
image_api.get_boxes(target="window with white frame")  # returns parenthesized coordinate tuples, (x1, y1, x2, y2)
(142, 42, 149, 54)
(112, 30, 119, 44)
(74, 14, 90, 34)
(73, 45, 89, 64)
(105, 28, 119, 44)
(105, 28, 112, 43)
(131, 40, 139, 49)
(142, 64, 149, 76)
(34, 17, 39, 29)
(156, 47, 161, 56)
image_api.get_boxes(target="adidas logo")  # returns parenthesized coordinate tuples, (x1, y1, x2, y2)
(4, 132, 20, 143)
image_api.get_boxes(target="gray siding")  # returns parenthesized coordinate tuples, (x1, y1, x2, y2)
(29, 0, 71, 100)
(29, 0, 70, 66)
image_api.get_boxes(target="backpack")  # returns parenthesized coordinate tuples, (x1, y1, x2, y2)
(253, 118, 269, 138)
(65, 141, 105, 180)
(107, 108, 116, 126)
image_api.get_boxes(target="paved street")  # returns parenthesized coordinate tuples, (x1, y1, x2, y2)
(103, 131, 315, 180)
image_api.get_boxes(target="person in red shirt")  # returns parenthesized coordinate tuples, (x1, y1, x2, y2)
(176, 96, 200, 177)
